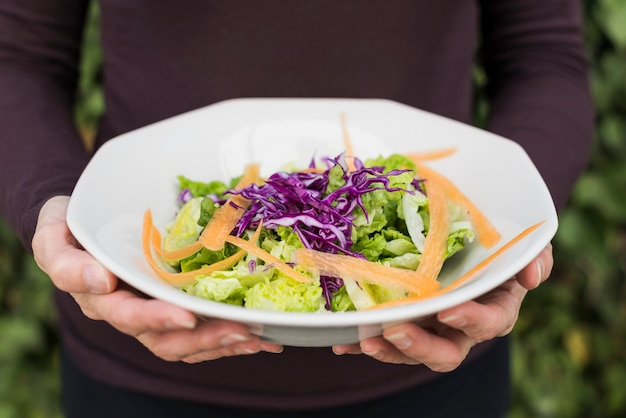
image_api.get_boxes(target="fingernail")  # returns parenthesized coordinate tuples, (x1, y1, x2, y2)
(221, 333, 251, 346)
(384, 332, 412, 349)
(362, 348, 383, 359)
(439, 314, 467, 327)
(165, 318, 196, 330)
(235, 347, 258, 355)
(264, 346, 284, 354)
(83, 264, 110, 293)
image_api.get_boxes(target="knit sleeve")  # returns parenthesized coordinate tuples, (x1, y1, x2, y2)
(479, 0, 594, 210)
(0, 0, 91, 250)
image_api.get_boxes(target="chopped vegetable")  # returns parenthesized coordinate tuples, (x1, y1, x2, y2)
(412, 161, 501, 248)
(369, 221, 545, 310)
(406, 147, 458, 162)
(199, 163, 261, 251)
(415, 179, 449, 283)
(142, 209, 249, 286)
(224, 234, 313, 283)
(294, 248, 440, 296)
(340, 112, 357, 172)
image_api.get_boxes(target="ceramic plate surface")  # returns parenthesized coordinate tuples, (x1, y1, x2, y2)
(67, 98, 558, 346)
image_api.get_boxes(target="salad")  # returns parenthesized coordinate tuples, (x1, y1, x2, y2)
(142, 147, 508, 313)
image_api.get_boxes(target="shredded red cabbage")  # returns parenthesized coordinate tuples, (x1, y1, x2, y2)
(229, 155, 409, 254)
(177, 188, 193, 204)
(225, 154, 412, 309)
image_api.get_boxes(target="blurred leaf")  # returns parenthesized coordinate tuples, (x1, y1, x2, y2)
(597, 0, 626, 49)
(0, 318, 41, 361)
(590, 52, 626, 114)
(554, 206, 604, 257)
(598, 113, 626, 155)
(563, 326, 591, 368)
(572, 168, 626, 223)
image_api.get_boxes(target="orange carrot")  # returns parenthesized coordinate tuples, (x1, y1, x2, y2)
(142, 209, 262, 286)
(147, 163, 261, 260)
(406, 147, 458, 162)
(224, 235, 313, 283)
(412, 162, 501, 248)
(300, 167, 326, 174)
(154, 239, 204, 261)
(416, 179, 449, 282)
(294, 249, 440, 296)
(340, 112, 357, 172)
(369, 221, 545, 309)
(199, 163, 260, 251)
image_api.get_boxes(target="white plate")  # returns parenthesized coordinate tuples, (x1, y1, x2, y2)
(67, 98, 558, 346)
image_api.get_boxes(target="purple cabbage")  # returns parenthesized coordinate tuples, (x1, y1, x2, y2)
(229, 154, 409, 255)
(225, 154, 412, 308)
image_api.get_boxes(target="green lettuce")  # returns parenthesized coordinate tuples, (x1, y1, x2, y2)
(245, 277, 324, 312)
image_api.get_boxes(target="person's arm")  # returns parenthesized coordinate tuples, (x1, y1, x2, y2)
(480, 0, 594, 210)
(0, 1, 281, 361)
(0, 0, 91, 248)
(334, 0, 593, 367)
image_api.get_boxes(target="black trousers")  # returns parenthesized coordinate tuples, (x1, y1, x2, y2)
(61, 337, 510, 418)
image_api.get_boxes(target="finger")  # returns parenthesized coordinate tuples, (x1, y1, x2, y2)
(32, 196, 116, 293)
(438, 278, 527, 342)
(516, 243, 554, 290)
(359, 336, 421, 365)
(71, 289, 197, 334)
(373, 323, 475, 371)
(44, 244, 116, 294)
(179, 338, 283, 363)
(260, 342, 284, 354)
(137, 319, 260, 362)
(332, 343, 364, 355)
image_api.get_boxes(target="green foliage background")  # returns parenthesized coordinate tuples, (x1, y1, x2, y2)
(0, 1, 624, 417)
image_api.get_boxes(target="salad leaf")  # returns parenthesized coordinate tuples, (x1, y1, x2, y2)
(365, 153, 416, 172)
(177, 175, 233, 199)
(343, 278, 407, 310)
(179, 244, 238, 273)
(185, 276, 245, 306)
(328, 285, 356, 312)
(163, 197, 204, 254)
(353, 232, 388, 261)
(245, 277, 324, 312)
(399, 191, 429, 253)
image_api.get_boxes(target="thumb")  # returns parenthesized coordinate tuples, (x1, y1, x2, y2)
(32, 196, 117, 294)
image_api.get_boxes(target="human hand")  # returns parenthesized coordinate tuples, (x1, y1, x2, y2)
(332, 244, 554, 370)
(32, 195, 282, 362)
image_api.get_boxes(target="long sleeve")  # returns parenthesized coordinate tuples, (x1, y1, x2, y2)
(0, 0, 91, 250)
(479, 0, 594, 210)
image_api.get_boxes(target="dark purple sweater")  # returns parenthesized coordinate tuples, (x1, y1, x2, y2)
(0, 0, 593, 409)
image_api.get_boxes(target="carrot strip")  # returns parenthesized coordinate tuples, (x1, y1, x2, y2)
(147, 163, 261, 260)
(142, 209, 262, 286)
(154, 249, 247, 286)
(199, 163, 260, 251)
(294, 249, 440, 296)
(369, 221, 545, 309)
(412, 162, 501, 248)
(406, 147, 457, 162)
(340, 112, 357, 172)
(300, 167, 326, 174)
(416, 179, 449, 282)
(154, 239, 204, 261)
(224, 235, 313, 283)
